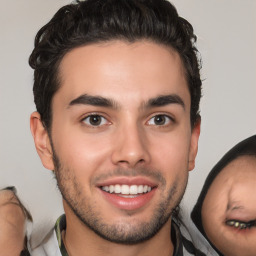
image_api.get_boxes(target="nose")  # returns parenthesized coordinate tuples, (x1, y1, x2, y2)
(111, 124, 151, 168)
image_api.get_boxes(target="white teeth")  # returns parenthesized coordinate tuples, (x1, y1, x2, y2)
(109, 185, 114, 193)
(121, 185, 129, 194)
(138, 185, 144, 193)
(102, 186, 109, 192)
(130, 185, 138, 194)
(101, 184, 153, 195)
(114, 185, 121, 193)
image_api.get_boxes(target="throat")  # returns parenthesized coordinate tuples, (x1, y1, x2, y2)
(62, 230, 73, 256)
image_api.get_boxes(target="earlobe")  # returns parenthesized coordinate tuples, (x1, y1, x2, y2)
(30, 112, 54, 170)
(188, 118, 201, 171)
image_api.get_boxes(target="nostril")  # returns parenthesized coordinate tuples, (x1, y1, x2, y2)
(117, 158, 146, 167)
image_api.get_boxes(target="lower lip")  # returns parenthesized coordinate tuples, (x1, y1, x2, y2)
(100, 189, 156, 211)
(226, 225, 256, 235)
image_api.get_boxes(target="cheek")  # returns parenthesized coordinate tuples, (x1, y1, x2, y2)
(152, 132, 191, 168)
(202, 189, 227, 234)
(149, 134, 191, 196)
(0, 206, 25, 244)
(53, 128, 112, 172)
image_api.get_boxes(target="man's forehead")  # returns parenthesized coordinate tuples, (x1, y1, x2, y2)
(53, 40, 189, 109)
(58, 40, 186, 81)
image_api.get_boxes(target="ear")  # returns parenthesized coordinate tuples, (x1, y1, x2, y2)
(188, 118, 201, 171)
(30, 112, 54, 170)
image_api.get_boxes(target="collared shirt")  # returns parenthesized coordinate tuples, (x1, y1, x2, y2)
(31, 215, 205, 256)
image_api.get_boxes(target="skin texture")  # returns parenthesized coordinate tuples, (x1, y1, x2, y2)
(31, 40, 200, 256)
(0, 189, 26, 255)
(201, 156, 256, 256)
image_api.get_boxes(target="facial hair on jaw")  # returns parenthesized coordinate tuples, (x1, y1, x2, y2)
(51, 142, 187, 244)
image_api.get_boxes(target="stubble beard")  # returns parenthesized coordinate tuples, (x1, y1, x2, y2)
(51, 146, 187, 244)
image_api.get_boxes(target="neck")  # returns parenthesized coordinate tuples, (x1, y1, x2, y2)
(63, 206, 174, 256)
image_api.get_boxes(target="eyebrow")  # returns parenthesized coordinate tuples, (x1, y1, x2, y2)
(68, 94, 119, 109)
(145, 94, 185, 110)
(68, 93, 185, 110)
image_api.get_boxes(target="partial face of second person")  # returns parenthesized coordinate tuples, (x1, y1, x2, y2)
(0, 189, 26, 255)
(202, 156, 256, 256)
(32, 40, 200, 243)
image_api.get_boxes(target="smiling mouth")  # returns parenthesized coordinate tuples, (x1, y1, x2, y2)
(101, 184, 153, 197)
(226, 219, 256, 229)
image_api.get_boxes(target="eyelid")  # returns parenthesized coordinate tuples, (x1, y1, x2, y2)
(80, 111, 109, 120)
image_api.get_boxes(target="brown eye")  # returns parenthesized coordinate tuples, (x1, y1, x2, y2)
(148, 115, 172, 126)
(154, 115, 166, 125)
(82, 115, 108, 126)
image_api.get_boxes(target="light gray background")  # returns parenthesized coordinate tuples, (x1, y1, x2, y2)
(0, 0, 255, 243)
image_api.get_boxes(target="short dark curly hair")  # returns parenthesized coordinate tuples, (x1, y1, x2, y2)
(29, 0, 202, 131)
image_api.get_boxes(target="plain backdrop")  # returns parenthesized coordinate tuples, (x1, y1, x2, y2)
(0, 0, 255, 244)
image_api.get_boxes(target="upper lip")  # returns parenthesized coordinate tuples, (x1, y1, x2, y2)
(95, 176, 158, 188)
(226, 209, 256, 224)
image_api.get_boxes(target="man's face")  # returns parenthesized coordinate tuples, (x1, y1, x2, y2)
(202, 156, 256, 256)
(34, 40, 199, 243)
